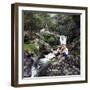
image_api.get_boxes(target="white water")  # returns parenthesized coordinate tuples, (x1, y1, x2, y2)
(59, 35, 67, 45)
(31, 66, 37, 77)
(41, 53, 55, 64)
(31, 52, 56, 77)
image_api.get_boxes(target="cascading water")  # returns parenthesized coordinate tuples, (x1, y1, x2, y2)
(31, 52, 56, 77)
(31, 66, 37, 77)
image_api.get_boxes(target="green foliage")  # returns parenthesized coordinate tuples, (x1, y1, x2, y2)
(24, 43, 39, 55)
(47, 37, 56, 46)
(23, 11, 80, 56)
(42, 33, 59, 46)
(24, 12, 53, 31)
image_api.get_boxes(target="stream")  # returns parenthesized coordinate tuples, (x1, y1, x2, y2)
(31, 52, 56, 77)
(24, 35, 70, 77)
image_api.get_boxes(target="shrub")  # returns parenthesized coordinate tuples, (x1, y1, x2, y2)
(24, 43, 39, 55)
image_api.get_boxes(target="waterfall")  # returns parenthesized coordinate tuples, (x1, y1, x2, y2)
(59, 35, 67, 45)
(31, 52, 56, 77)
(31, 66, 37, 77)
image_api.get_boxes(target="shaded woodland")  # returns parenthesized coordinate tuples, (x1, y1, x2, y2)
(23, 11, 80, 77)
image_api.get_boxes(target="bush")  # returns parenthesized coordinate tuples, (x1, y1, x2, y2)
(47, 37, 55, 46)
(24, 43, 39, 55)
(42, 33, 58, 46)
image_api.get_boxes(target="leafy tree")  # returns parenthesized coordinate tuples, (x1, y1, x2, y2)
(24, 11, 53, 32)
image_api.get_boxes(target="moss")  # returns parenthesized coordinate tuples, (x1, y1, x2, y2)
(24, 43, 39, 55)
